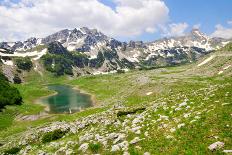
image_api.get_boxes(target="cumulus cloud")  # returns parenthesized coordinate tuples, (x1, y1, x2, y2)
(211, 23, 232, 39)
(0, 0, 169, 41)
(161, 22, 189, 37)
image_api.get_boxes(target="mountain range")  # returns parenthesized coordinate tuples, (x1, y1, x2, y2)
(0, 27, 231, 76)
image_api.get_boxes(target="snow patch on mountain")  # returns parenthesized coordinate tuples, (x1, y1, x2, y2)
(0, 48, 6, 52)
(0, 27, 231, 75)
(32, 49, 48, 60)
(0, 49, 47, 59)
(1, 59, 13, 66)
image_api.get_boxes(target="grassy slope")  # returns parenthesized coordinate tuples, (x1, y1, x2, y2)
(20, 72, 230, 155)
(0, 49, 231, 154)
(0, 71, 105, 138)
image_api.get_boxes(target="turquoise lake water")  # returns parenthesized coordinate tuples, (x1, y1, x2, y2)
(40, 85, 93, 114)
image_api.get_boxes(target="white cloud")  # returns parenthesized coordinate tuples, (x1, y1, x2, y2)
(145, 27, 157, 33)
(161, 22, 189, 37)
(211, 23, 232, 39)
(227, 20, 232, 25)
(193, 24, 201, 29)
(0, 0, 169, 41)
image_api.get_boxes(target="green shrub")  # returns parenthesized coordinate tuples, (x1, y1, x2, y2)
(73, 53, 89, 68)
(117, 69, 125, 74)
(0, 73, 22, 110)
(15, 57, 33, 71)
(42, 129, 67, 143)
(128, 147, 139, 155)
(89, 143, 101, 153)
(47, 41, 68, 55)
(4, 147, 21, 155)
(89, 52, 105, 68)
(120, 58, 135, 69)
(13, 75, 22, 84)
(117, 107, 146, 117)
(42, 54, 73, 76)
(16, 69, 22, 73)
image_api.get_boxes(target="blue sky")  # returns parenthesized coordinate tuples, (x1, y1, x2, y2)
(0, 0, 232, 42)
(164, 0, 232, 33)
(100, 0, 232, 41)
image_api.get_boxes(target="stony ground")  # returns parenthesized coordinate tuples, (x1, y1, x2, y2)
(0, 50, 232, 154)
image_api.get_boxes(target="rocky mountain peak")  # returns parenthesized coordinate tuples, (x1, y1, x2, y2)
(80, 27, 97, 35)
(190, 28, 208, 41)
(42, 29, 70, 44)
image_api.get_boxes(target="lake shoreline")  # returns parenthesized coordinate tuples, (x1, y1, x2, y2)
(34, 86, 58, 113)
(35, 84, 97, 114)
(71, 85, 99, 107)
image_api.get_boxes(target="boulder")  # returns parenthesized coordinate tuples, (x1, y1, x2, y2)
(111, 144, 120, 152)
(130, 137, 141, 144)
(208, 141, 224, 151)
(223, 150, 232, 153)
(78, 143, 89, 152)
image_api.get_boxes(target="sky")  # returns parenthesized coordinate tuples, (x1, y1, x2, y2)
(0, 0, 232, 42)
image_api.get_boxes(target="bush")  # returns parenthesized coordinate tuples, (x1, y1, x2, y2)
(0, 73, 22, 110)
(42, 54, 73, 76)
(117, 107, 146, 117)
(117, 69, 125, 74)
(73, 53, 89, 68)
(15, 57, 33, 71)
(89, 52, 105, 68)
(42, 129, 67, 143)
(16, 69, 22, 73)
(13, 75, 22, 84)
(0, 73, 8, 81)
(128, 147, 139, 155)
(4, 147, 21, 155)
(47, 41, 68, 55)
(120, 58, 135, 69)
(89, 143, 101, 153)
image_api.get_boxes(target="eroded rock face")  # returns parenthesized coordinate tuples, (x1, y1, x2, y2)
(42, 29, 70, 44)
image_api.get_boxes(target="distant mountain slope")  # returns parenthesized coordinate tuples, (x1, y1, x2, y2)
(0, 27, 231, 78)
(189, 43, 232, 77)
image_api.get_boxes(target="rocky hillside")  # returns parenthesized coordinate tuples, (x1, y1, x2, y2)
(0, 27, 231, 78)
(0, 50, 231, 154)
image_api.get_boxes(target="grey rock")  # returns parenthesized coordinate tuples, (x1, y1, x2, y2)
(78, 143, 89, 152)
(208, 141, 224, 151)
(130, 137, 142, 144)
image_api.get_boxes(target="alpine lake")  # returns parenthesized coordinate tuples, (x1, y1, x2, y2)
(39, 84, 93, 114)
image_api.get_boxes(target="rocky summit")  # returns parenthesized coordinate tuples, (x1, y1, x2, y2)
(0, 27, 231, 77)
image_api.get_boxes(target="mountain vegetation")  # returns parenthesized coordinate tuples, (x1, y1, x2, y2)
(2, 28, 229, 77)
(0, 27, 231, 154)
(0, 73, 22, 110)
(15, 57, 33, 71)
